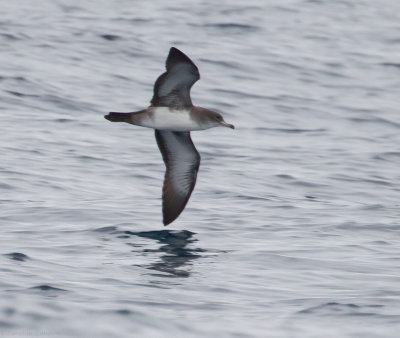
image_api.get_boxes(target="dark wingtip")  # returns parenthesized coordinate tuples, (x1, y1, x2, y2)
(166, 47, 197, 71)
(163, 216, 174, 227)
(169, 46, 183, 55)
(162, 207, 183, 226)
(162, 197, 188, 226)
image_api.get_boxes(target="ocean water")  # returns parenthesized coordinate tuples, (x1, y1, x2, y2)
(1, 0, 400, 337)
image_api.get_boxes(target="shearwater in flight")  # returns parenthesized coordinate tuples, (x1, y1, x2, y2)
(105, 47, 234, 225)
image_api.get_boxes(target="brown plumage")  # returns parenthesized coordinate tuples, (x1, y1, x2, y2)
(105, 47, 234, 225)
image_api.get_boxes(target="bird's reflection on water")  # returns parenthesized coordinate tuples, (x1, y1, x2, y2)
(119, 229, 204, 277)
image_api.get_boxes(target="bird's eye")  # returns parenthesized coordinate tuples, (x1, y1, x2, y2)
(216, 115, 222, 121)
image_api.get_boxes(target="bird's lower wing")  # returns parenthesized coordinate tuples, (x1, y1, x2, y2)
(155, 130, 201, 225)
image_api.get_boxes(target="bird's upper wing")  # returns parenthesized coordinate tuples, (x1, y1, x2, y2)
(151, 47, 200, 110)
(155, 130, 201, 225)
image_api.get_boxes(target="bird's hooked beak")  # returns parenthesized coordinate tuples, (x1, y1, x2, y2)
(220, 120, 235, 129)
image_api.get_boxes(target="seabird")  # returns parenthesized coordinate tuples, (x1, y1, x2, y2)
(105, 47, 234, 226)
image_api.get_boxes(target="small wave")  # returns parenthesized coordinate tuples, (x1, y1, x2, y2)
(205, 23, 258, 30)
(0, 320, 13, 328)
(0, 75, 27, 82)
(255, 127, 327, 134)
(372, 152, 400, 161)
(348, 117, 400, 128)
(192, 23, 259, 33)
(99, 34, 121, 41)
(291, 180, 327, 188)
(271, 61, 303, 70)
(199, 58, 239, 69)
(221, 6, 262, 15)
(29, 285, 68, 292)
(4, 252, 30, 262)
(39, 94, 85, 111)
(360, 204, 384, 210)
(332, 175, 392, 187)
(213, 88, 267, 99)
(305, 194, 318, 199)
(5, 90, 39, 98)
(93, 226, 118, 233)
(77, 155, 107, 162)
(298, 301, 384, 316)
(381, 62, 400, 69)
(115, 309, 132, 315)
(235, 195, 270, 201)
(0, 183, 13, 189)
(276, 174, 295, 179)
(54, 118, 74, 123)
(0, 33, 19, 40)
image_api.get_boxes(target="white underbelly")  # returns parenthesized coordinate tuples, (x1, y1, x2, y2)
(141, 107, 202, 131)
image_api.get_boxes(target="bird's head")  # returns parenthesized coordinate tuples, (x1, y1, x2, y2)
(197, 108, 235, 130)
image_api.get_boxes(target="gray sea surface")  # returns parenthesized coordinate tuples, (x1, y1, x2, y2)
(1, 0, 400, 337)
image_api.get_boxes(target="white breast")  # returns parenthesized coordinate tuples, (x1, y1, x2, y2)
(141, 107, 203, 132)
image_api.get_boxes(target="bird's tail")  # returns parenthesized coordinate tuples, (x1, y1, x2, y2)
(104, 112, 132, 123)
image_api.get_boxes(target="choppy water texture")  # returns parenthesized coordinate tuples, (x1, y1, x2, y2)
(1, 0, 400, 337)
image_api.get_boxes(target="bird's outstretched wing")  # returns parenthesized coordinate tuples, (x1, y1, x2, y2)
(155, 130, 201, 225)
(151, 47, 200, 110)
